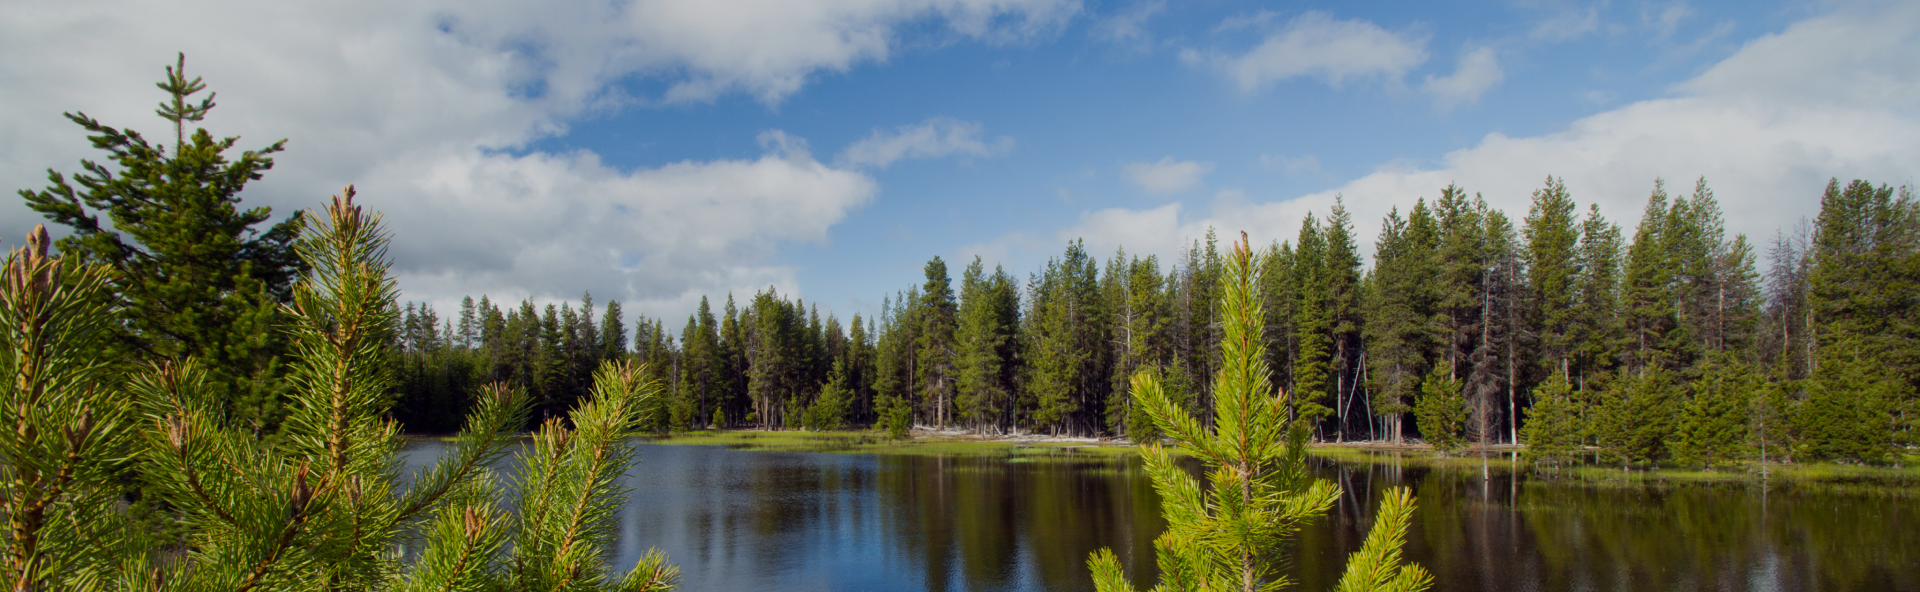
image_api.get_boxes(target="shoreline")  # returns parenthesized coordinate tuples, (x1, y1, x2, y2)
(625, 428, 1920, 491)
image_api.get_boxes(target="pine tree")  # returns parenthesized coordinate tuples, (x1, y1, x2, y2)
(1593, 368, 1682, 465)
(1524, 176, 1580, 375)
(0, 226, 134, 588)
(955, 258, 1019, 432)
(1673, 356, 1756, 468)
(918, 257, 959, 428)
(1291, 214, 1335, 424)
(19, 54, 305, 436)
(129, 187, 680, 590)
(1086, 233, 1430, 592)
(1414, 362, 1467, 454)
(1364, 202, 1439, 444)
(1520, 372, 1582, 466)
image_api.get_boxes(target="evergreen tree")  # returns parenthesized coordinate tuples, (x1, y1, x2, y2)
(132, 188, 680, 590)
(1520, 372, 1582, 466)
(955, 258, 1019, 432)
(19, 54, 305, 436)
(1621, 181, 1680, 373)
(1364, 202, 1439, 444)
(1593, 368, 1682, 465)
(1086, 233, 1430, 592)
(0, 226, 134, 588)
(1414, 362, 1467, 453)
(1570, 204, 1623, 387)
(1794, 337, 1905, 462)
(1673, 356, 1756, 468)
(1291, 214, 1334, 424)
(1524, 176, 1580, 375)
(918, 257, 959, 428)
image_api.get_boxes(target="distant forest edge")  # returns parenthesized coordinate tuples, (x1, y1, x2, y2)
(391, 176, 1916, 467)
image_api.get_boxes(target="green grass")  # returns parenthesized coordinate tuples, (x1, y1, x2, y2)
(1306, 444, 1920, 494)
(639, 429, 1136, 458)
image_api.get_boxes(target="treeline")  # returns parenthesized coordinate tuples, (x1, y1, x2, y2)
(392, 176, 1918, 465)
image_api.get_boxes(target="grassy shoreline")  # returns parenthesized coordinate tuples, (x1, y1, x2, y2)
(623, 429, 1920, 492)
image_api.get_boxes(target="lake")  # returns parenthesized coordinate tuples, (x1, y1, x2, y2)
(399, 440, 1918, 592)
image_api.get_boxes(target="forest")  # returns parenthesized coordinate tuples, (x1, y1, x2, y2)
(389, 175, 1917, 467)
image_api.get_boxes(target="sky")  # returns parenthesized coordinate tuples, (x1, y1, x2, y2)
(3, 0, 1917, 329)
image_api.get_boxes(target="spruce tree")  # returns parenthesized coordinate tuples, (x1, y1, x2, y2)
(19, 54, 304, 436)
(1520, 372, 1583, 466)
(1524, 176, 1580, 374)
(1414, 362, 1467, 454)
(918, 258, 959, 428)
(1086, 233, 1429, 592)
(1673, 356, 1756, 468)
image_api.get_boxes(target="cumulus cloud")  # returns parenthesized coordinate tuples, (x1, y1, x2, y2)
(1423, 47, 1504, 110)
(1123, 157, 1213, 195)
(1184, 11, 1428, 90)
(1020, 1, 1920, 266)
(0, 0, 1067, 320)
(840, 117, 1014, 168)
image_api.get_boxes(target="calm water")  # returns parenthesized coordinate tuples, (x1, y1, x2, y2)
(399, 441, 1918, 592)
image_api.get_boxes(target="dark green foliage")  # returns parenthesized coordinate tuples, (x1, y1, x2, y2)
(1364, 202, 1439, 444)
(1520, 372, 1583, 466)
(918, 257, 959, 427)
(954, 258, 1019, 432)
(1525, 176, 1581, 374)
(1414, 362, 1467, 453)
(19, 54, 303, 436)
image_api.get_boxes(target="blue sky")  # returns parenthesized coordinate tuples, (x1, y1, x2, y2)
(3, 0, 1916, 327)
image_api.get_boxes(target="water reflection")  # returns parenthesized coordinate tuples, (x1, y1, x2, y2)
(399, 441, 1917, 592)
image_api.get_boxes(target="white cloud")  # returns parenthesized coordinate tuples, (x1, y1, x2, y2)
(1259, 153, 1323, 177)
(0, 0, 1067, 321)
(1530, 4, 1602, 41)
(1644, 1, 1694, 40)
(1092, 0, 1165, 45)
(840, 117, 1014, 168)
(1123, 157, 1213, 195)
(1423, 47, 1504, 110)
(1024, 1, 1920, 266)
(1185, 11, 1428, 91)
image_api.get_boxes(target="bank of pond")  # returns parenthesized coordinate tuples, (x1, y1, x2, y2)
(400, 432, 1918, 592)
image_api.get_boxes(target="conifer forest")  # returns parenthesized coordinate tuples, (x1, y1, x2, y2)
(392, 175, 1914, 467)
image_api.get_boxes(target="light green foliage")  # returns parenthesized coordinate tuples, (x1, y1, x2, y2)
(876, 393, 912, 440)
(1521, 372, 1583, 466)
(1673, 357, 1756, 468)
(1794, 340, 1905, 462)
(1087, 234, 1430, 592)
(5, 188, 683, 591)
(0, 226, 134, 589)
(1414, 363, 1467, 454)
(1593, 368, 1682, 465)
(804, 359, 852, 431)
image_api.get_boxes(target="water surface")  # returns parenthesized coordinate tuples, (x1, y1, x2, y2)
(400, 441, 1917, 592)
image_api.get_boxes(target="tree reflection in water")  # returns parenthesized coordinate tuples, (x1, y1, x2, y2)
(400, 441, 1917, 592)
